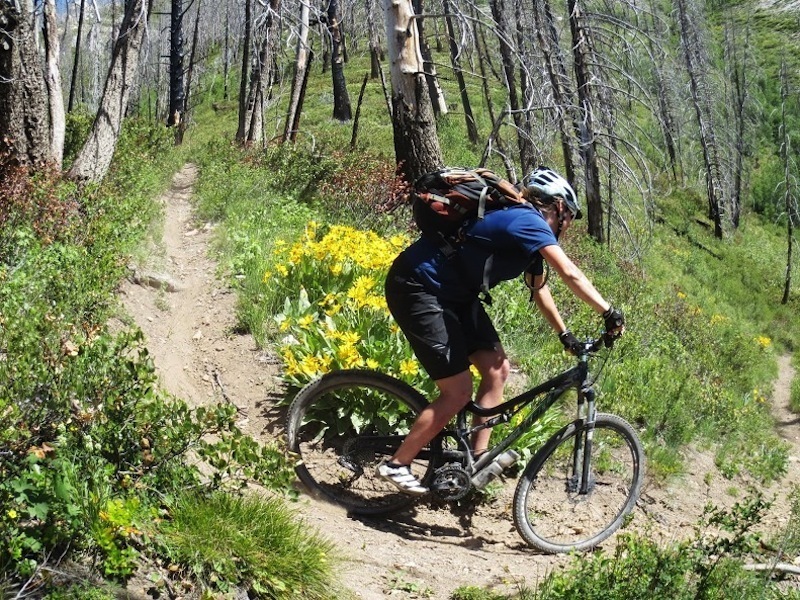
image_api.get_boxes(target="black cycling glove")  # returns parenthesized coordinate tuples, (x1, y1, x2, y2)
(559, 330, 582, 355)
(603, 306, 625, 335)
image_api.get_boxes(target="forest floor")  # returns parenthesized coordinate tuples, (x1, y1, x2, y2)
(119, 164, 800, 599)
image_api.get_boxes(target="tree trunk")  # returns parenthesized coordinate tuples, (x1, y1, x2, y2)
(236, 0, 252, 142)
(68, 0, 153, 183)
(246, 0, 282, 144)
(536, 0, 577, 185)
(412, 0, 447, 117)
(490, 0, 532, 175)
(43, 0, 65, 167)
(284, 0, 312, 142)
(675, 0, 724, 239)
(167, 0, 186, 128)
(177, 0, 202, 144)
(328, 0, 352, 121)
(568, 0, 603, 243)
(780, 61, 795, 305)
(0, 0, 52, 166)
(443, 0, 478, 145)
(68, 0, 87, 113)
(383, 0, 442, 183)
(366, 0, 382, 79)
(223, 2, 230, 100)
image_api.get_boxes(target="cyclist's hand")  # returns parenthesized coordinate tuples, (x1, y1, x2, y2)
(559, 330, 582, 356)
(603, 306, 625, 338)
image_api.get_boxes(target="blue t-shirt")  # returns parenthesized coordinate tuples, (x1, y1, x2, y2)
(398, 204, 558, 303)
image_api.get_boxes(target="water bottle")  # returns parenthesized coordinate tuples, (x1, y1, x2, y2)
(471, 449, 520, 489)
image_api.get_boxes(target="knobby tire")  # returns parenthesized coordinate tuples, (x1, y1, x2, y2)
(287, 369, 436, 515)
(513, 413, 644, 553)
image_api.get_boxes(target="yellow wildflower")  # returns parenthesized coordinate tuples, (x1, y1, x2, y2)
(399, 359, 419, 376)
(275, 264, 289, 277)
(366, 359, 380, 369)
(756, 335, 771, 349)
(297, 314, 315, 329)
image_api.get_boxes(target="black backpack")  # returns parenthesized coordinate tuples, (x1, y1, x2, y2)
(411, 167, 528, 240)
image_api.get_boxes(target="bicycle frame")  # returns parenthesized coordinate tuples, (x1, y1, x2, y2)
(429, 352, 599, 479)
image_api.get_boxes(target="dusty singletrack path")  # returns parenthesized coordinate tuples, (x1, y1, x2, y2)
(120, 165, 800, 599)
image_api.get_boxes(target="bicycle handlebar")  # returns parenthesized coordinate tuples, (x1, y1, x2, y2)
(582, 331, 620, 354)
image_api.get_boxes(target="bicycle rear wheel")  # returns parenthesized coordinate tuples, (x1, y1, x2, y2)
(287, 369, 436, 515)
(513, 413, 644, 553)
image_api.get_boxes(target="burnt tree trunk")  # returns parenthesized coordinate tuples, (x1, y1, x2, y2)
(43, 0, 65, 166)
(328, 0, 352, 121)
(167, 0, 185, 128)
(568, 0, 603, 243)
(68, 0, 153, 183)
(68, 0, 87, 112)
(236, 0, 253, 142)
(443, 0, 478, 145)
(284, 0, 311, 142)
(383, 0, 442, 183)
(0, 0, 54, 166)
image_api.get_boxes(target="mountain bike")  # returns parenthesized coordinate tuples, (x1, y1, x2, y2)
(286, 333, 644, 554)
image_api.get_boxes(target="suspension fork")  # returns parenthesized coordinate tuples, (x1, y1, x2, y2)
(571, 385, 597, 494)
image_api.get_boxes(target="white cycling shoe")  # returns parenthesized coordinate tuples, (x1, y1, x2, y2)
(377, 462, 428, 496)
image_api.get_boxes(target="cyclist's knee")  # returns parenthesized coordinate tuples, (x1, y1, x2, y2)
(435, 370, 474, 403)
(474, 354, 510, 386)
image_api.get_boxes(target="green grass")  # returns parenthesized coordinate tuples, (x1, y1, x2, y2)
(157, 491, 340, 598)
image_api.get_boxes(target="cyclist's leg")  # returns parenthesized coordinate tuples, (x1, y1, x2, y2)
(469, 346, 510, 454)
(389, 370, 473, 466)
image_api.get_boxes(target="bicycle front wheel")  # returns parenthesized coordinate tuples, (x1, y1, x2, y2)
(287, 369, 436, 515)
(513, 413, 644, 553)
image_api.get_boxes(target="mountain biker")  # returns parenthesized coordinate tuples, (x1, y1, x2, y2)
(378, 166, 625, 495)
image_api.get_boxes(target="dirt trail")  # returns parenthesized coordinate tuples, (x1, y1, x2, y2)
(120, 165, 800, 599)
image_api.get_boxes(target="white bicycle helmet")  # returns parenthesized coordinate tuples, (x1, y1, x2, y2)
(523, 166, 581, 219)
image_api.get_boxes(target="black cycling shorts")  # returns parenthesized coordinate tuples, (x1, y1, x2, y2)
(385, 258, 500, 381)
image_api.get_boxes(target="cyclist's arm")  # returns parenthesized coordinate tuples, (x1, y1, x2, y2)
(538, 244, 611, 315)
(530, 278, 567, 333)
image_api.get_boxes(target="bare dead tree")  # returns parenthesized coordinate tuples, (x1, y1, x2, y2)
(43, 0, 65, 166)
(0, 0, 54, 166)
(68, 0, 87, 112)
(489, 0, 534, 174)
(383, 0, 443, 182)
(327, 0, 353, 121)
(365, 0, 383, 78)
(284, 0, 313, 142)
(236, 0, 253, 142)
(167, 0, 186, 128)
(780, 60, 797, 305)
(68, 0, 154, 183)
(443, 0, 479, 144)
(675, 0, 725, 238)
(413, 0, 448, 116)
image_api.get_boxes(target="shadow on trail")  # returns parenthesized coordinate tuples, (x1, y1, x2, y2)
(344, 497, 532, 553)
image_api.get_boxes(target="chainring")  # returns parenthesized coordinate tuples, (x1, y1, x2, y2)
(431, 463, 472, 501)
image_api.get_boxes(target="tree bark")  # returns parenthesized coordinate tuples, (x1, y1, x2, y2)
(43, 0, 65, 167)
(383, 0, 442, 183)
(0, 0, 52, 166)
(68, 0, 87, 113)
(568, 0, 603, 243)
(675, 0, 724, 239)
(366, 0, 383, 79)
(490, 0, 533, 174)
(68, 0, 153, 183)
(236, 0, 253, 142)
(412, 0, 447, 117)
(534, 0, 577, 185)
(328, 0, 352, 121)
(245, 0, 282, 144)
(443, 0, 478, 145)
(167, 0, 186, 128)
(284, 0, 312, 142)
